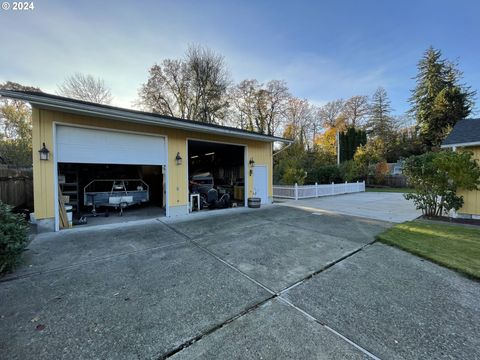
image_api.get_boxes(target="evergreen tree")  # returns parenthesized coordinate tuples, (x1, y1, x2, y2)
(366, 87, 394, 142)
(409, 47, 475, 149)
(339, 126, 367, 162)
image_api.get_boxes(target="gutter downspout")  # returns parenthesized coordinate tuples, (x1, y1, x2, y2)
(273, 141, 293, 157)
(451, 145, 458, 218)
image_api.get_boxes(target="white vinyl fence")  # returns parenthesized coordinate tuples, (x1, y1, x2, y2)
(273, 181, 365, 200)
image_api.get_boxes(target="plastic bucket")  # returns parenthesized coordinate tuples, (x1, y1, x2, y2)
(65, 205, 73, 227)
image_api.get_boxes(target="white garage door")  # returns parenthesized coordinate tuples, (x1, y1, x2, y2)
(56, 126, 166, 165)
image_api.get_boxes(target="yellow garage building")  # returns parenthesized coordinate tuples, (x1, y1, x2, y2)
(0, 90, 290, 232)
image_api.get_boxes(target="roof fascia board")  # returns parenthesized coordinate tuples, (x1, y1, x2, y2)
(1, 91, 291, 143)
(441, 141, 480, 148)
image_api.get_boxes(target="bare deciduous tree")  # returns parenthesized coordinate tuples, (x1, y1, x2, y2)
(229, 79, 290, 136)
(317, 99, 345, 128)
(188, 45, 230, 123)
(257, 80, 290, 136)
(137, 45, 230, 124)
(283, 97, 315, 149)
(57, 73, 113, 104)
(228, 79, 260, 130)
(342, 95, 370, 127)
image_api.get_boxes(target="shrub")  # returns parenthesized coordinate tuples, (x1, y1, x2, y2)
(313, 165, 343, 184)
(282, 166, 307, 185)
(374, 161, 390, 184)
(403, 151, 480, 217)
(0, 201, 29, 274)
(354, 138, 385, 166)
(339, 160, 364, 182)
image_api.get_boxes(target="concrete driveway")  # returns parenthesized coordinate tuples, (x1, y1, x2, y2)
(1, 204, 478, 359)
(280, 192, 422, 223)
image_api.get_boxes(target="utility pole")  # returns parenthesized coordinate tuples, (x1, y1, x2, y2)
(336, 129, 340, 165)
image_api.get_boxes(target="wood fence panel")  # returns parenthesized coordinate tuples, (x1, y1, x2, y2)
(0, 166, 33, 209)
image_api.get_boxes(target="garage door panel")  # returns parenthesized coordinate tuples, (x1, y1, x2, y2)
(56, 126, 166, 165)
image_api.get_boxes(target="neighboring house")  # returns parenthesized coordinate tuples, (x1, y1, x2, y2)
(0, 90, 291, 232)
(386, 161, 404, 175)
(391, 161, 404, 175)
(441, 118, 480, 218)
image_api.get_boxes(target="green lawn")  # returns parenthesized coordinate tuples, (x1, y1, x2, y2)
(377, 221, 480, 279)
(366, 187, 414, 193)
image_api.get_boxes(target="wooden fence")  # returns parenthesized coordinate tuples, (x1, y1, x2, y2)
(367, 175, 408, 188)
(0, 166, 33, 209)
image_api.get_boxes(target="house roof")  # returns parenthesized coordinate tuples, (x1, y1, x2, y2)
(0, 90, 292, 143)
(441, 118, 480, 148)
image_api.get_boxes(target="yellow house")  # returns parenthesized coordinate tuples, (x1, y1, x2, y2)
(0, 90, 290, 232)
(441, 118, 480, 218)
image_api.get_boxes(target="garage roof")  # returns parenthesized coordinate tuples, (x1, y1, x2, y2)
(441, 118, 480, 148)
(0, 90, 292, 143)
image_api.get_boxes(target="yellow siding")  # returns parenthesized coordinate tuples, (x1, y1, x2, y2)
(458, 147, 480, 215)
(32, 108, 273, 219)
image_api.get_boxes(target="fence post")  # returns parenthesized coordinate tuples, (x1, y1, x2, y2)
(357, 180, 359, 192)
(363, 180, 365, 192)
(315, 182, 318, 197)
(331, 182, 335, 196)
(345, 181, 347, 194)
(294, 183, 298, 200)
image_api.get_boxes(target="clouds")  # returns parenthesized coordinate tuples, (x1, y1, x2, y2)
(0, 0, 478, 114)
(225, 49, 390, 107)
(272, 53, 389, 104)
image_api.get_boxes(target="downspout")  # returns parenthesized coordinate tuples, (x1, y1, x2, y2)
(273, 141, 293, 157)
(451, 145, 458, 218)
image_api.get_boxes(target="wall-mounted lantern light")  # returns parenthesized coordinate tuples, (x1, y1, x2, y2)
(175, 152, 182, 165)
(249, 157, 255, 176)
(38, 142, 50, 161)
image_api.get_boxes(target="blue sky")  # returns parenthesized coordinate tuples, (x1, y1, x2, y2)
(1, 0, 478, 115)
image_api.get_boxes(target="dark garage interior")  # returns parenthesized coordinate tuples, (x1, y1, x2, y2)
(188, 140, 245, 211)
(58, 163, 165, 228)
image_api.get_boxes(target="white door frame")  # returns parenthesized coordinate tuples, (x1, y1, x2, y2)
(52, 122, 169, 231)
(186, 138, 248, 209)
(253, 165, 268, 204)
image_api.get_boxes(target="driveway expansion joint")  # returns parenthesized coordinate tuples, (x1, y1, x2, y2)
(162, 221, 381, 360)
(0, 240, 188, 283)
(276, 296, 381, 360)
(162, 223, 277, 295)
(278, 239, 377, 295)
(157, 296, 276, 360)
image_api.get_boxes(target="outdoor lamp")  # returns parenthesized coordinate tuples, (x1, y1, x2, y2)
(175, 152, 182, 165)
(39, 142, 50, 161)
(249, 157, 255, 176)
